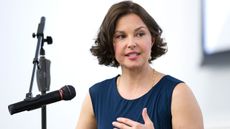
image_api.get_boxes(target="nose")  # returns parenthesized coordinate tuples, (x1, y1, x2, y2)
(127, 37, 137, 49)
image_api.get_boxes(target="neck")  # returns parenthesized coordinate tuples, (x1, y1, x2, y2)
(117, 65, 157, 100)
(119, 65, 155, 88)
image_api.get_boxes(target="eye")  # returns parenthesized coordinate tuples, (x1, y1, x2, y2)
(136, 32, 145, 37)
(114, 34, 126, 40)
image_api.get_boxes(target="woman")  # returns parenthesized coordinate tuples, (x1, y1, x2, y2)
(76, 1, 203, 129)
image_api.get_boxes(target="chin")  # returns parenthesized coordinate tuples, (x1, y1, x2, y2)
(123, 64, 143, 70)
(120, 60, 148, 69)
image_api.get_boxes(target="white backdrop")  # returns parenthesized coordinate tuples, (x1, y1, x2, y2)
(1, 0, 230, 129)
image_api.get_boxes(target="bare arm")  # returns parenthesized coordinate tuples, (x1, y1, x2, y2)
(171, 83, 204, 129)
(75, 93, 97, 129)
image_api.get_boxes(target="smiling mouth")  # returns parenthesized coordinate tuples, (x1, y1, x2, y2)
(125, 52, 141, 58)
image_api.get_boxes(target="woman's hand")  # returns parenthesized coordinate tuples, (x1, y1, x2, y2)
(112, 108, 155, 129)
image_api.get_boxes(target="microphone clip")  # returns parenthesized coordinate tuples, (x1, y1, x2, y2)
(32, 34, 53, 45)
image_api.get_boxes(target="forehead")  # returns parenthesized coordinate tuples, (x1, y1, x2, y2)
(115, 13, 147, 31)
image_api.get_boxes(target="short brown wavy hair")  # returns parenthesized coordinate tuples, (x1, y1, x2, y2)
(90, 1, 167, 67)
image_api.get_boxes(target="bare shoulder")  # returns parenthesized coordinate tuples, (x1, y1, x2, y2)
(75, 93, 97, 129)
(171, 83, 204, 129)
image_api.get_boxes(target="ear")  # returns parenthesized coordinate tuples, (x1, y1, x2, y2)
(151, 37, 155, 46)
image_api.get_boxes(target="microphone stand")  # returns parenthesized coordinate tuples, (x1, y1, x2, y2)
(37, 45, 52, 129)
(25, 16, 53, 129)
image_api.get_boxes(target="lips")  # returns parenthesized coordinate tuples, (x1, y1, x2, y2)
(125, 52, 140, 59)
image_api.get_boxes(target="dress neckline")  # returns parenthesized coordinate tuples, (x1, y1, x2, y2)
(113, 74, 169, 101)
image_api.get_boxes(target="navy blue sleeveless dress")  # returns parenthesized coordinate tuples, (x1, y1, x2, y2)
(89, 75, 183, 129)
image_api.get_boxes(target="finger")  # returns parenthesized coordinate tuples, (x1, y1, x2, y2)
(142, 108, 153, 126)
(116, 117, 139, 127)
(112, 121, 131, 129)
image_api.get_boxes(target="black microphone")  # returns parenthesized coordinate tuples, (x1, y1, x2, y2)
(8, 85, 76, 115)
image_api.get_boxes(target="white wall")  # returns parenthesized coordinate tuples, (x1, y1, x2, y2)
(1, 0, 229, 129)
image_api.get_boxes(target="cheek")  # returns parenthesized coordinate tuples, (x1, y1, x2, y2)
(142, 41, 153, 57)
(113, 44, 117, 54)
(142, 41, 152, 51)
(113, 44, 120, 57)
(113, 43, 125, 62)
(113, 42, 124, 52)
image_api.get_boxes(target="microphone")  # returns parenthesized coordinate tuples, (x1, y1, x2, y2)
(8, 85, 76, 115)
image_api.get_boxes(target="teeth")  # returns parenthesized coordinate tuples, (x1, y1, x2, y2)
(128, 53, 138, 57)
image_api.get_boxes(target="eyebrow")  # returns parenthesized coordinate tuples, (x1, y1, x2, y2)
(134, 26, 147, 32)
(114, 26, 147, 34)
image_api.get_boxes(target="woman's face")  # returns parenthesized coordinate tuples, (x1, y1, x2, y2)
(113, 13, 154, 70)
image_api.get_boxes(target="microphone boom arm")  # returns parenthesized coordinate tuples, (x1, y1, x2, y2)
(26, 16, 46, 99)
